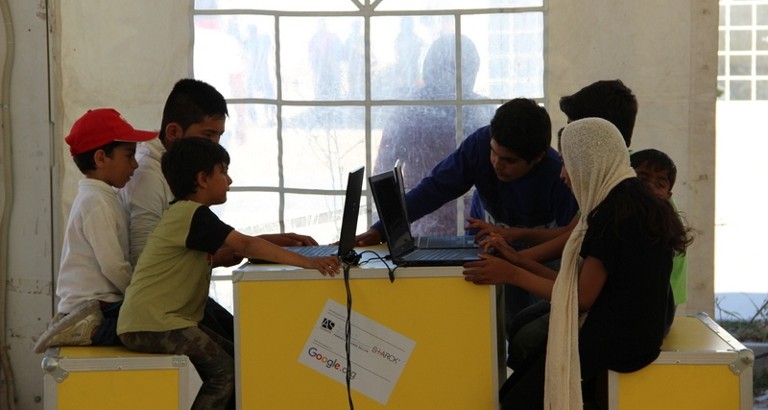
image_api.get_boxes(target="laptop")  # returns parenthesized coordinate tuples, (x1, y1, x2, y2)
(392, 161, 477, 249)
(248, 166, 364, 265)
(369, 169, 483, 267)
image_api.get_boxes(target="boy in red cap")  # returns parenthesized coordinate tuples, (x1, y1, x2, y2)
(33, 108, 155, 353)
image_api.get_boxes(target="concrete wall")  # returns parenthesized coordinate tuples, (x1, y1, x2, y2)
(0, 1, 717, 407)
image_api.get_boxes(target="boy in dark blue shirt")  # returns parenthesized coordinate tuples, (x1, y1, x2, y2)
(357, 98, 578, 332)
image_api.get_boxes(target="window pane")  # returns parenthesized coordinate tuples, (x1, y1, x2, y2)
(211, 191, 282, 236)
(720, 5, 726, 26)
(731, 5, 753, 26)
(757, 80, 768, 100)
(730, 80, 752, 100)
(757, 55, 768, 75)
(196, 0, 356, 11)
(194, 15, 277, 100)
(758, 4, 768, 25)
(194, 15, 249, 99)
(377, 0, 542, 11)
(282, 106, 365, 189)
(730, 55, 752, 75)
(465, 13, 544, 99)
(730, 30, 753, 51)
(284, 194, 368, 245)
(281, 17, 361, 101)
(371, 15, 464, 101)
(719, 55, 726, 76)
(757, 30, 768, 51)
(719, 29, 726, 52)
(222, 104, 279, 187)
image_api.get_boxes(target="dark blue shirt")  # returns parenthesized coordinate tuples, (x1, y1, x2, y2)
(372, 125, 578, 235)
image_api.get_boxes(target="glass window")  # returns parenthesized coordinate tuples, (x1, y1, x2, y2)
(756, 80, 768, 99)
(730, 30, 753, 51)
(729, 55, 752, 75)
(719, 29, 726, 51)
(729, 79, 752, 99)
(192, 1, 544, 295)
(195, 0, 357, 12)
(757, 29, 768, 50)
(731, 4, 753, 26)
(758, 4, 768, 25)
(376, 0, 542, 11)
(719, 55, 726, 76)
(757, 55, 768, 75)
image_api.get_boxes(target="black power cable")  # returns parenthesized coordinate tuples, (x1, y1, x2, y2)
(340, 250, 397, 410)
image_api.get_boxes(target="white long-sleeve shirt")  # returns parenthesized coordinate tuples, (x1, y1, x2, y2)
(117, 137, 172, 266)
(57, 178, 133, 312)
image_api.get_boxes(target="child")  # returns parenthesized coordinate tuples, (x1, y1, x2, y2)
(117, 137, 340, 409)
(631, 148, 688, 306)
(33, 108, 156, 353)
(463, 118, 691, 408)
(119, 78, 317, 343)
(357, 98, 578, 336)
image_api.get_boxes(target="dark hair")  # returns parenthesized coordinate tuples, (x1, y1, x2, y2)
(559, 80, 638, 147)
(71, 141, 130, 174)
(159, 78, 228, 142)
(489, 98, 551, 162)
(630, 148, 677, 189)
(161, 137, 230, 200)
(594, 178, 692, 255)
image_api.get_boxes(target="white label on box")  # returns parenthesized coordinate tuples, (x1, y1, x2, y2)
(298, 298, 416, 405)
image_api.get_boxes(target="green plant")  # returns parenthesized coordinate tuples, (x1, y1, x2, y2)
(716, 295, 768, 342)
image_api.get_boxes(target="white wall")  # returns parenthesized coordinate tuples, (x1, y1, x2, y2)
(0, 0, 717, 407)
(546, 0, 718, 316)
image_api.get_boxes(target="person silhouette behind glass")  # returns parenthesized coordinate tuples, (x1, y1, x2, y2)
(374, 34, 495, 236)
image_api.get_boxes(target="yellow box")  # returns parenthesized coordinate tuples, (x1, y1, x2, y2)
(42, 345, 201, 410)
(607, 313, 753, 410)
(233, 252, 505, 410)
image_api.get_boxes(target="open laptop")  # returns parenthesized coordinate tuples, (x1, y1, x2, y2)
(248, 166, 364, 265)
(392, 161, 476, 249)
(369, 169, 483, 267)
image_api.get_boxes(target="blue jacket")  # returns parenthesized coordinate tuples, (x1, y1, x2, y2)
(372, 125, 578, 235)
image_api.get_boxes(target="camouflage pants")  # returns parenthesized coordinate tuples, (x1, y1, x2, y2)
(120, 325, 235, 410)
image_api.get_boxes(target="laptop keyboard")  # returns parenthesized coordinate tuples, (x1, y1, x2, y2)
(285, 245, 337, 257)
(408, 248, 471, 260)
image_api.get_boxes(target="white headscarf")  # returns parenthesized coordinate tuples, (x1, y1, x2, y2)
(544, 118, 636, 409)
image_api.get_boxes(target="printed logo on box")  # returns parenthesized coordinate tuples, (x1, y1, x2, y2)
(298, 299, 416, 405)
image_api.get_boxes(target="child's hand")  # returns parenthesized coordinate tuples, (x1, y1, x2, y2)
(465, 217, 498, 239)
(478, 233, 520, 264)
(462, 253, 517, 285)
(305, 255, 341, 277)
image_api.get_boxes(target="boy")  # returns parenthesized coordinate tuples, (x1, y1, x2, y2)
(508, 79, 640, 264)
(631, 148, 687, 306)
(117, 137, 339, 409)
(469, 80, 637, 247)
(33, 108, 155, 353)
(357, 98, 579, 333)
(119, 78, 316, 342)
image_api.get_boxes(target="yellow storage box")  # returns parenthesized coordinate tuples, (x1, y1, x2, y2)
(607, 312, 753, 410)
(42, 345, 201, 410)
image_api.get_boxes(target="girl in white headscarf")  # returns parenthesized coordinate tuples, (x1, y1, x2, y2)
(463, 117, 691, 409)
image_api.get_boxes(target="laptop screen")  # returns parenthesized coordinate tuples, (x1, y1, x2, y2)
(369, 170, 414, 257)
(337, 166, 365, 261)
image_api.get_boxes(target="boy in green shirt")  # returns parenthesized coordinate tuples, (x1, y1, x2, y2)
(117, 137, 340, 409)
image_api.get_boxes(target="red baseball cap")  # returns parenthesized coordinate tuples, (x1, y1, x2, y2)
(65, 108, 157, 156)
